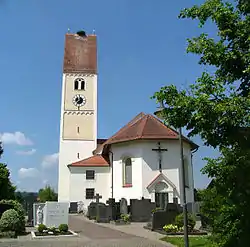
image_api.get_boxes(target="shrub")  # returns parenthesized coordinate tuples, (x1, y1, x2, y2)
(58, 224, 68, 232)
(175, 213, 196, 231)
(0, 200, 25, 233)
(0, 209, 20, 233)
(163, 224, 179, 233)
(151, 207, 163, 214)
(0, 231, 16, 238)
(37, 224, 47, 233)
(121, 214, 131, 223)
(47, 226, 56, 233)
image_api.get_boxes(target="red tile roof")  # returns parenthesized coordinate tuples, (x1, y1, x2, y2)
(94, 112, 198, 154)
(69, 154, 109, 167)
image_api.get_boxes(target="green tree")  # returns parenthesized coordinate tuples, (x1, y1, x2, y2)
(194, 188, 206, 202)
(153, 0, 250, 246)
(38, 185, 57, 202)
(0, 163, 16, 200)
(0, 143, 16, 200)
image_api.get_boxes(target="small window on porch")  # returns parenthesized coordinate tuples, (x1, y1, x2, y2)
(123, 157, 132, 187)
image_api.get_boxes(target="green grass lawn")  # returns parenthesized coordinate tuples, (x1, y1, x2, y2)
(161, 236, 214, 247)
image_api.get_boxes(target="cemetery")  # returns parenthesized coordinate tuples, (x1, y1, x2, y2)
(68, 192, 208, 237)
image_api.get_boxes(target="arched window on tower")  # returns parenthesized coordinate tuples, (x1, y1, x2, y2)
(74, 78, 85, 90)
(123, 157, 132, 186)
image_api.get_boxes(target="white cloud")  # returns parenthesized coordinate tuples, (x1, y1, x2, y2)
(16, 148, 36, 156)
(41, 153, 59, 169)
(42, 179, 48, 185)
(18, 168, 39, 179)
(0, 132, 33, 146)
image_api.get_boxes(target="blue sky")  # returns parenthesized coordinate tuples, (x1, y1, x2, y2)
(0, 0, 220, 192)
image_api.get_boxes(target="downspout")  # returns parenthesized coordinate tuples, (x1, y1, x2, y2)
(109, 150, 114, 199)
(191, 147, 198, 214)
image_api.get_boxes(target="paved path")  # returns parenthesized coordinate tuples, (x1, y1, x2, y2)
(0, 215, 172, 247)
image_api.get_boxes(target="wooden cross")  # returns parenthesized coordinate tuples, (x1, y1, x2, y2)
(152, 142, 168, 172)
(94, 193, 102, 203)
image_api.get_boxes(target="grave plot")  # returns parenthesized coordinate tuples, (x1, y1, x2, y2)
(31, 201, 78, 239)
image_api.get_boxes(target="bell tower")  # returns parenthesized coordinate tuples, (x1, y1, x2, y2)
(58, 31, 97, 202)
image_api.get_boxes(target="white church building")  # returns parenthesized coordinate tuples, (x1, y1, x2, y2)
(58, 31, 198, 210)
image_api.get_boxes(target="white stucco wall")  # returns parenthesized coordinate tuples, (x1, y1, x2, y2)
(111, 142, 143, 204)
(58, 73, 97, 202)
(141, 140, 179, 203)
(110, 140, 195, 206)
(141, 140, 194, 205)
(69, 166, 111, 207)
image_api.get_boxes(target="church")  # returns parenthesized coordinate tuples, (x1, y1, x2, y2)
(58, 31, 198, 211)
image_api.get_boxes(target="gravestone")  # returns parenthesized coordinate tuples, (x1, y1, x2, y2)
(43, 201, 69, 228)
(94, 193, 102, 203)
(130, 198, 156, 222)
(173, 197, 178, 204)
(120, 198, 128, 215)
(69, 202, 78, 213)
(27, 206, 34, 226)
(151, 203, 180, 230)
(106, 198, 116, 221)
(33, 203, 46, 226)
(96, 203, 112, 223)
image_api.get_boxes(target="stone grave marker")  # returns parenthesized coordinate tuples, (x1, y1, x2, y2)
(33, 203, 46, 226)
(27, 206, 34, 226)
(93, 193, 102, 203)
(96, 203, 112, 223)
(120, 198, 128, 215)
(69, 202, 78, 213)
(77, 201, 84, 214)
(130, 198, 155, 222)
(43, 201, 69, 228)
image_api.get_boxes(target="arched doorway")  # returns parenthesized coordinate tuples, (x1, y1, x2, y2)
(155, 182, 169, 210)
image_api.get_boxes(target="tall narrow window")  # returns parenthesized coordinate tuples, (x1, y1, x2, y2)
(74, 78, 85, 90)
(74, 80, 79, 90)
(77, 126, 80, 133)
(77, 153, 80, 159)
(80, 80, 85, 90)
(124, 158, 132, 186)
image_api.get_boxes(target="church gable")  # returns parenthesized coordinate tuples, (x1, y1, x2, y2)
(147, 173, 177, 192)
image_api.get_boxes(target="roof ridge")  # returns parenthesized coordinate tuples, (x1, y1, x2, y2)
(149, 114, 177, 135)
(93, 112, 146, 154)
(139, 115, 150, 138)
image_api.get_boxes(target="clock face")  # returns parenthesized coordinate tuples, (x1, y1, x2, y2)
(72, 94, 86, 107)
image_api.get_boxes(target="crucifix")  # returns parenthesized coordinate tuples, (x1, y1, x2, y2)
(94, 193, 102, 203)
(152, 142, 168, 172)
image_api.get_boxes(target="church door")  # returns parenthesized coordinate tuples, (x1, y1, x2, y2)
(155, 192, 169, 210)
(154, 181, 169, 210)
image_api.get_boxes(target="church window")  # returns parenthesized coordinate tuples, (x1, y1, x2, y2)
(86, 170, 95, 180)
(86, 188, 95, 199)
(123, 157, 132, 186)
(74, 78, 85, 90)
(77, 153, 80, 159)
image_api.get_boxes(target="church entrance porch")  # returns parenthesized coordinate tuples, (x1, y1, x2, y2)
(154, 181, 169, 209)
